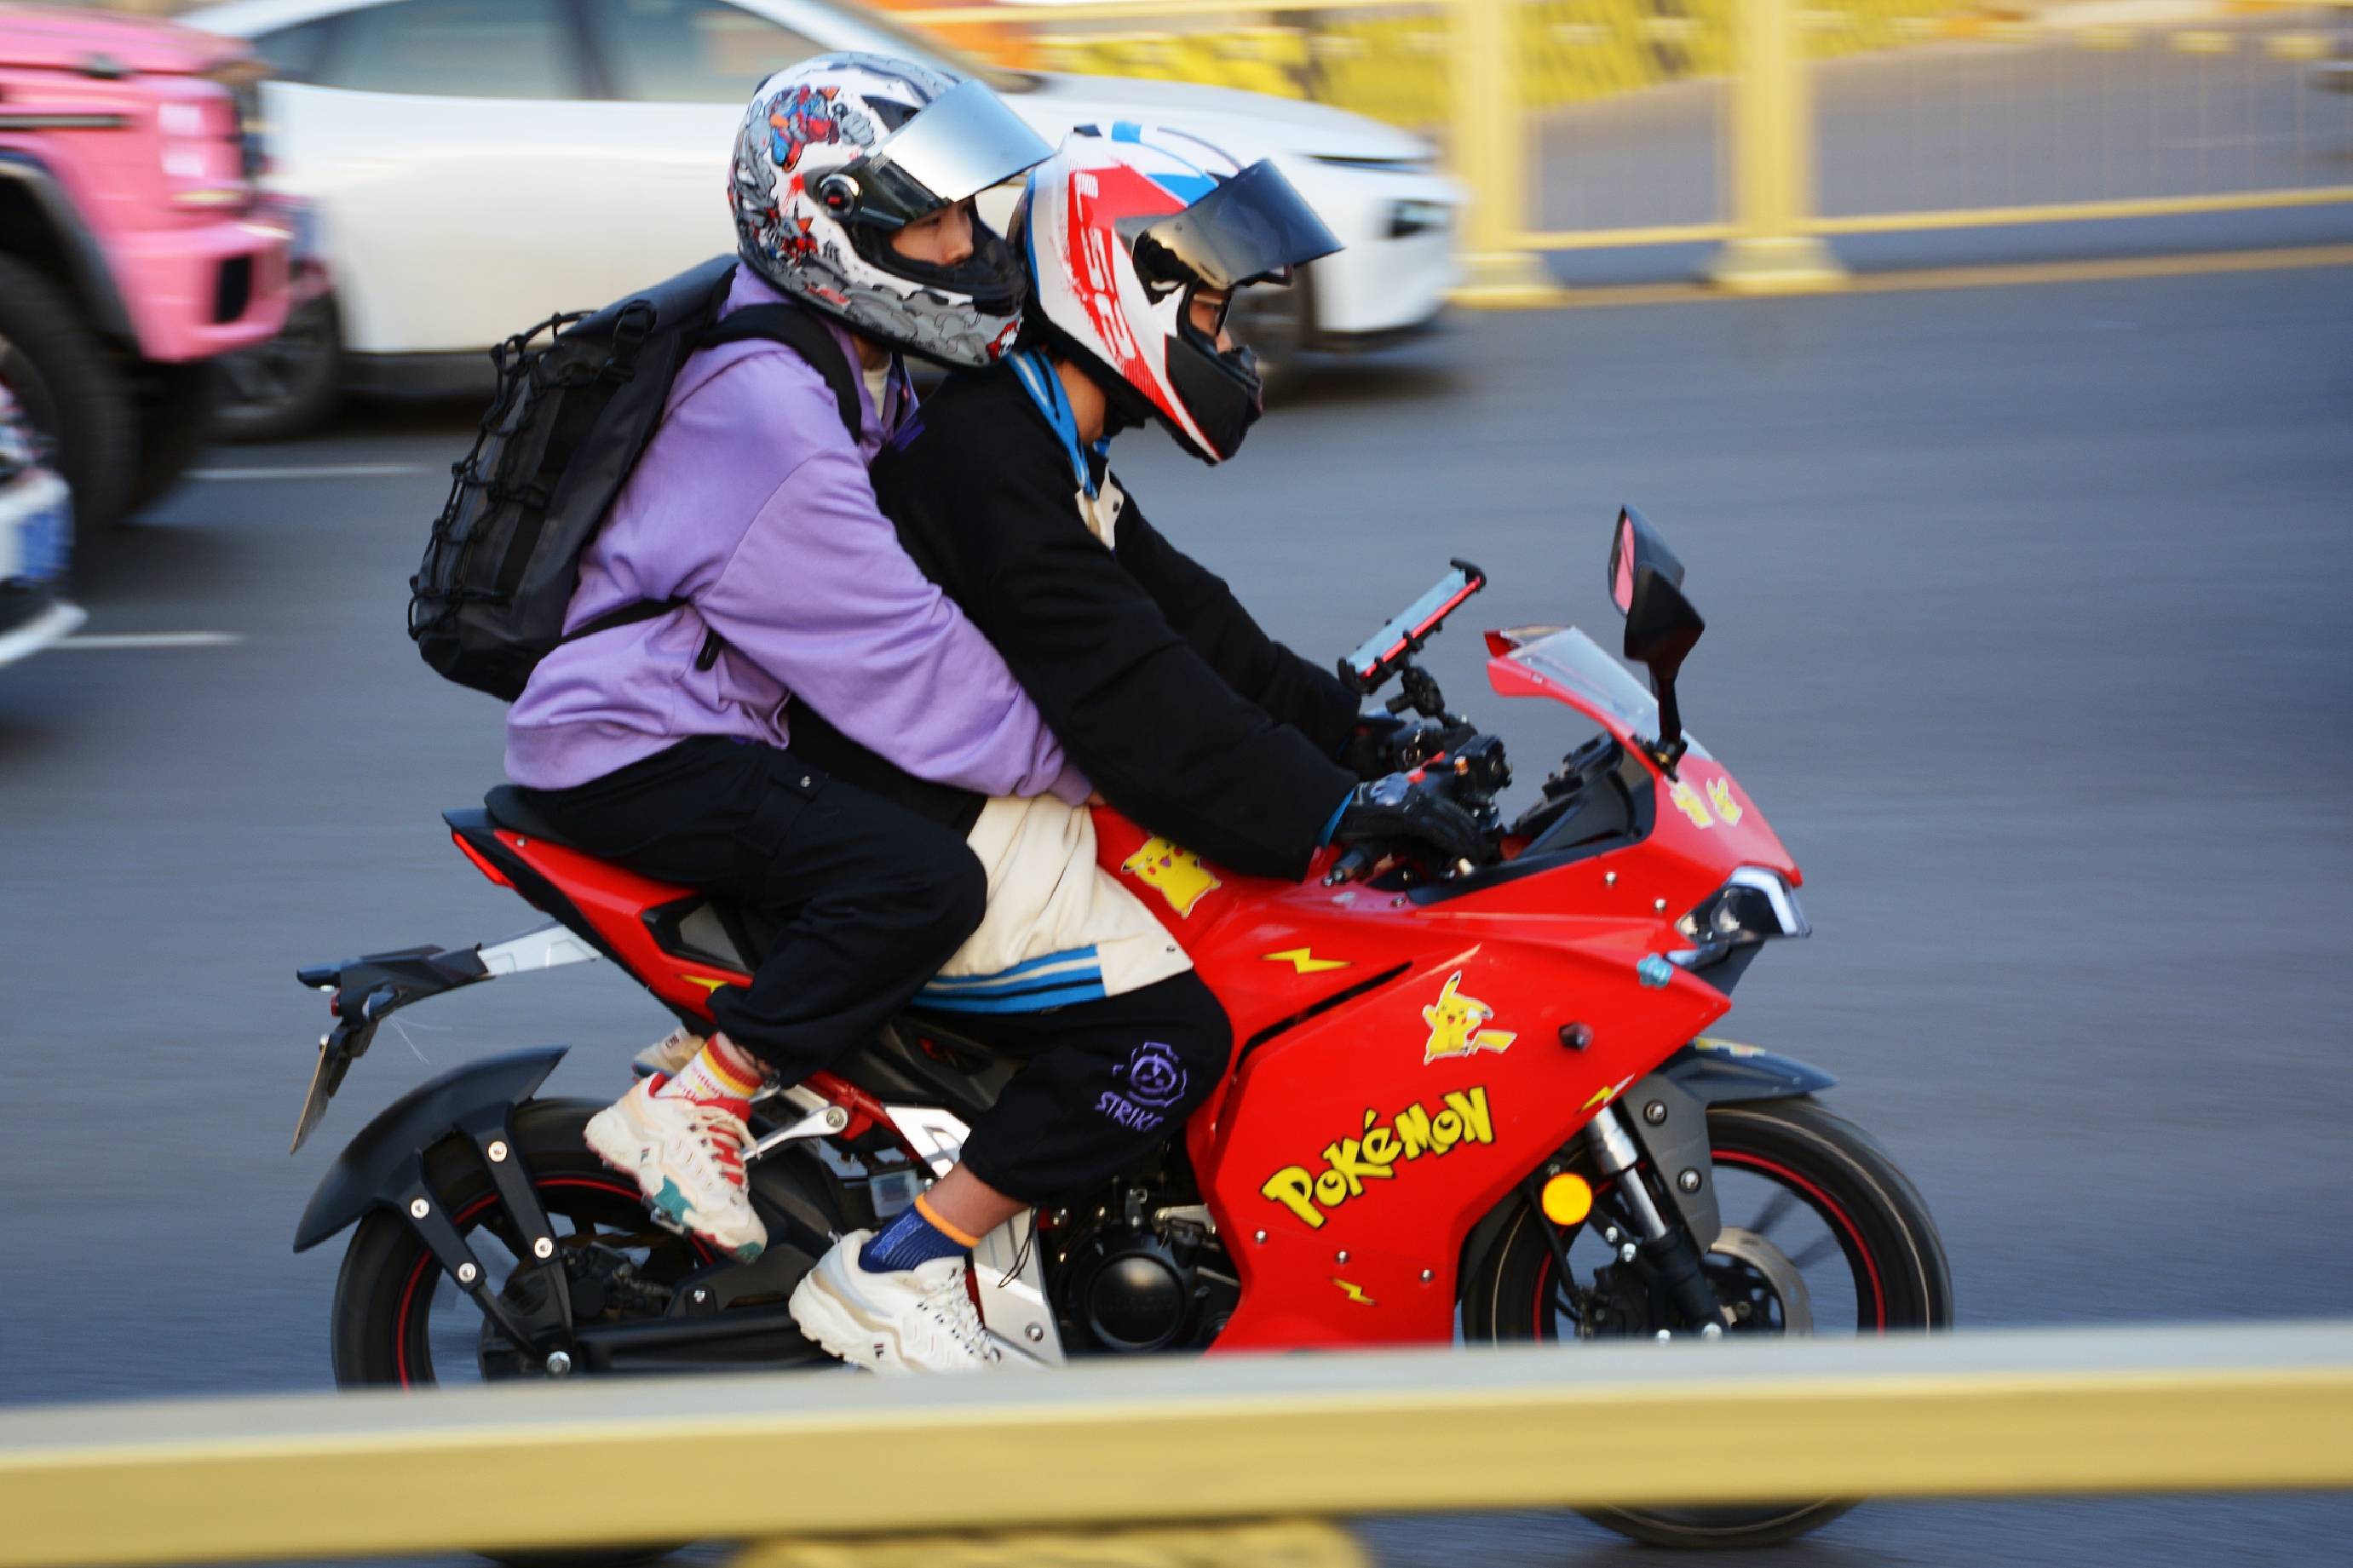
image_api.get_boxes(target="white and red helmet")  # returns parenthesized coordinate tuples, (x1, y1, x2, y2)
(1012, 127, 1341, 463)
(729, 55, 1050, 367)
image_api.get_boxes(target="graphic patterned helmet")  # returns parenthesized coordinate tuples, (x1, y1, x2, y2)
(1012, 127, 1342, 463)
(730, 55, 1051, 368)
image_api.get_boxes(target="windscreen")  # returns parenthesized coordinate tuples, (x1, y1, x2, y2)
(1508, 627, 1712, 759)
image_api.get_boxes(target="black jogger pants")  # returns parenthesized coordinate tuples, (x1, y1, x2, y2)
(929, 973, 1232, 1204)
(514, 737, 985, 1081)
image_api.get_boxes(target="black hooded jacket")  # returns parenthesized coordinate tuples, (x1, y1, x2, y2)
(785, 360, 1360, 881)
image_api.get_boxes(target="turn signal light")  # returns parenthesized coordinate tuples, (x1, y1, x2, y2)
(1539, 1172, 1594, 1226)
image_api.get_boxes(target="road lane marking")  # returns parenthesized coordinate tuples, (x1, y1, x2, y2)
(188, 464, 427, 480)
(55, 632, 245, 650)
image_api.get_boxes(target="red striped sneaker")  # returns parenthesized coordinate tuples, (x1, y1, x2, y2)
(583, 1076, 765, 1262)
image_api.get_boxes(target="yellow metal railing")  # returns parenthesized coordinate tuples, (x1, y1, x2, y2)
(4, 1324, 2352, 1565)
(889, 0, 2353, 297)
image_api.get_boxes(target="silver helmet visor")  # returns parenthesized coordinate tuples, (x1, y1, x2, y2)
(841, 78, 1052, 230)
(1123, 158, 1344, 294)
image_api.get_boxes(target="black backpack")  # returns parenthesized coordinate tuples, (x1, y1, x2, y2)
(408, 255, 863, 700)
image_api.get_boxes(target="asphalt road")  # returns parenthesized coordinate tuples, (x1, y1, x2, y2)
(4, 261, 2351, 1565)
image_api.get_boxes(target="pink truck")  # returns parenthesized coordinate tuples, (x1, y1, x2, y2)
(0, 3, 289, 531)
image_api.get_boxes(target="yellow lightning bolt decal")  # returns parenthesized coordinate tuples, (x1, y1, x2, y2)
(1263, 948, 1351, 974)
(680, 975, 736, 994)
(1581, 1073, 1636, 1111)
(1332, 1278, 1377, 1306)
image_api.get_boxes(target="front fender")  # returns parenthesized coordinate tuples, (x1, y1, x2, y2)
(293, 1045, 567, 1252)
(1458, 1037, 1836, 1284)
(1622, 1039, 1838, 1251)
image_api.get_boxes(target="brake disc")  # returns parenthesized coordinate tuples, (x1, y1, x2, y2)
(1706, 1226, 1814, 1335)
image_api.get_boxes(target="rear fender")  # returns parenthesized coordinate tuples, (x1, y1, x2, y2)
(295, 1045, 573, 1355)
(294, 1044, 567, 1252)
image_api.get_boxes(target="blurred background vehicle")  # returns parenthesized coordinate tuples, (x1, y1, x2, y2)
(0, 382, 82, 665)
(2316, 4, 2352, 94)
(184, 0, 1462, 439)
(0, 3, 291, 526)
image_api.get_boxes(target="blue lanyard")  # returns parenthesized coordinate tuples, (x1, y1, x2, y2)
(1008, 348, 1107, 500)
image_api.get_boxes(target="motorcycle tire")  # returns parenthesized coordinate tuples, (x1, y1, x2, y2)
(1458, 1094, 1953, 1550)
(329, 1098, 705, 1568)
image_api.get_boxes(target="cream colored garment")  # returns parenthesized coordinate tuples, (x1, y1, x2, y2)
(924, 794, 1193, 1002)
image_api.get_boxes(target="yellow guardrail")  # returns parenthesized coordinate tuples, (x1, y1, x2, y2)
(886, 0, 2353, 300)
(5, 1324, 2352, 1566)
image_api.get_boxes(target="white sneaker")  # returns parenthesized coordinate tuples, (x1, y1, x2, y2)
(583, 1077, 766, 1262)
(788, 1231, 1002, 1374)
(632, 1026, 705, 1080)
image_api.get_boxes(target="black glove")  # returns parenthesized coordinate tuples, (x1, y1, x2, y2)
(1340, 712, 1414, 781)
(1331, 772, 1487, 866)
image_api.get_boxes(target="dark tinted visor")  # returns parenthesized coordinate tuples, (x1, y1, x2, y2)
(849, 78, 1051, 229)
(1123, 158, 1343, 293)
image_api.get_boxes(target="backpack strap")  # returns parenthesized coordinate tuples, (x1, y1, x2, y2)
(556, 302, 870, 673)
(696, 302, 866, 443)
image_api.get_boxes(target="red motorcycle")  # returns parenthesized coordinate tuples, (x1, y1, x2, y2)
(293, 509, 1950, 1549)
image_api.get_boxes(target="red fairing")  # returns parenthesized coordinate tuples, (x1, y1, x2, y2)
(1090, 803, 1734, 1347)
(472, 643, 1802, 1353)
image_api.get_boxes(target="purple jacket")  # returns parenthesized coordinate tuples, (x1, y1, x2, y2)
(506, 267, 1087, 805)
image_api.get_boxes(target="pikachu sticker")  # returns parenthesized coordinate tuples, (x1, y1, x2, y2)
(1421, 972, 1517, 1065)
(1120, 837, 1222, 918)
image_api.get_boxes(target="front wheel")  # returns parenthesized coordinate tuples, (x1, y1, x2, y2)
(1459, 1096, 1953, 1549)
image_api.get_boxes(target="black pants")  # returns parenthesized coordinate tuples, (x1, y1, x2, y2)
(515, 737, 986, 1080)
(935, 973, 1231, 1205)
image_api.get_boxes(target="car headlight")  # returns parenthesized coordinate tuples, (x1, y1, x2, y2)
(1676, 867, 1809, 947)
(1387, 198, 1453, 239)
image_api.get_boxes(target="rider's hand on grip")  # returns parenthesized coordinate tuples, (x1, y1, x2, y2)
(1332, 773, 1486, 869)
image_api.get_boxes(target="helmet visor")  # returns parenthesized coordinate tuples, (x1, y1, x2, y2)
(1124, 158, 1343, 294)
(849, 78, 1052, 229)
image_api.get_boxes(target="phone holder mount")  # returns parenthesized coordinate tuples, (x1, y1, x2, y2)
(1338, 559, 1487, 710)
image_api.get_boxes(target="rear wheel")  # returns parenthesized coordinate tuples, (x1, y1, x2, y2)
(210, 289, 341, 443)
(330, 1101, 721, 1567)
(1459, 1097, 1953, 1549)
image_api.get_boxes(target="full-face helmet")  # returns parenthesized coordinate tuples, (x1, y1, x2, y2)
(1012, 127, 1342, 462)
(729, 55, 1050, 367)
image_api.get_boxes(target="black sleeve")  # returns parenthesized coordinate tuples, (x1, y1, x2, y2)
(894, 428, 1356, 882)
(1109, 487, 1362, 761)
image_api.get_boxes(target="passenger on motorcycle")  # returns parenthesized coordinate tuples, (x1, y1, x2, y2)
(761, 129, 1487, 1371)
(503, 57, 1081, 1266)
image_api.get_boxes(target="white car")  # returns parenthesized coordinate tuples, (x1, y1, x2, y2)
(0, 389, 83, 669)
(189, 0, 1460, 434)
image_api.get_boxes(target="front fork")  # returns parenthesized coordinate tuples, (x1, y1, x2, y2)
(1584, 1102, 1728, 1337)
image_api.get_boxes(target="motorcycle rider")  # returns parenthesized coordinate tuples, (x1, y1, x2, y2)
(504, 56, 1083, 1265)
(774, 129, 1484, 1370)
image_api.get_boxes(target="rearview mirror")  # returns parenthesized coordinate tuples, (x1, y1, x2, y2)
(1607, 505, 1684, 617)
(1605, 507, 1705, 766)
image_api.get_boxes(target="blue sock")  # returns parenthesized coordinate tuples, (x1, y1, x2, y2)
(860, 1196, 973, 1273)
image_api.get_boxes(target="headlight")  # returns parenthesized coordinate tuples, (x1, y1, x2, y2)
(1387, 198, 1453, 239)
(1676, 867, 1809, 947)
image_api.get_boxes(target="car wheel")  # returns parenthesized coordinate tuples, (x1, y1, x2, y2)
(0, 253, 135, 531)
(127, 361, 217, 514)
(1234, 264, 1316, 404)
(210, 289, 342, 443)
